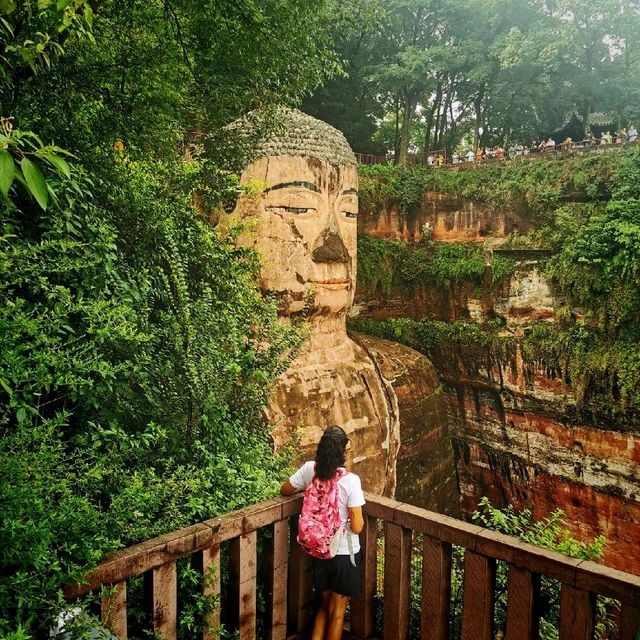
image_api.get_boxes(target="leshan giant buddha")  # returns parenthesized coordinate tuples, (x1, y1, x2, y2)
(227, 109, 455, 505)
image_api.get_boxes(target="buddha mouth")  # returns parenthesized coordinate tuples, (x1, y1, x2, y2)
(312, 279, 350, 289)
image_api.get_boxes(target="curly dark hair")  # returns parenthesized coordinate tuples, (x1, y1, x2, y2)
(315, 425, 349, 480)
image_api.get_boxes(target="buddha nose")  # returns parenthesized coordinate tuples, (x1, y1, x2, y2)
(312, 228, 350, 264)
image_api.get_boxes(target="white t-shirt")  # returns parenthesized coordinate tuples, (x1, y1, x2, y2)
(289, 460, 366, 555)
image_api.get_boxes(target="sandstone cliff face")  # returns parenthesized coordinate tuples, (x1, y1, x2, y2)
(355, 193, 640, 575)
(359, 192, 533, 243)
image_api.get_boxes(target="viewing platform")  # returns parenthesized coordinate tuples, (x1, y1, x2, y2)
(66, 494, 640, 640)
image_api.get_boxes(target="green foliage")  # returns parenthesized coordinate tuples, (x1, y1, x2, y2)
(357, 235, 513, 295)
(0, 149, 301, 634)
(0, 118, 74, 209)
(0, 0, 344, 634)
(358, 151, 637, 219)
(309, 0, 640, 159)
(349, 317, 514, 380)
(470, 498, 613, 640)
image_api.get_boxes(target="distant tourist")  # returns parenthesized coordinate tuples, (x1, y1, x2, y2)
(496, 146, 505, 159)
(475, 147, 484, 161)
(435, 154, 445, 167)
(466, 149, 475, 162)
(602, 131, 613, 145)
(628, 126, 638, 142)
(427, 154, 434, 166)
(561, 137, 573, 151)
(545, 137, 556, 150)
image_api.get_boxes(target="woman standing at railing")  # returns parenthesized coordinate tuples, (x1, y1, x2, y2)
(280, 425, 365, 640)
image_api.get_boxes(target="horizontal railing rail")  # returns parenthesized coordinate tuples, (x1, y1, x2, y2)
(66, 493, 640, 640)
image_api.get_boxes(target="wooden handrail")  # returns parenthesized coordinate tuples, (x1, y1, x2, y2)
(66, 492, 640, 639)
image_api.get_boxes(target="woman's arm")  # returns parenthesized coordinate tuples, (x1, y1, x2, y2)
(348, 506, 364, 534)
(280, 479, 299, 496)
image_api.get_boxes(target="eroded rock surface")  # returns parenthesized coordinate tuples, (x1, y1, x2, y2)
(356, 195, 640, 575)
(359, 192, 533, 243)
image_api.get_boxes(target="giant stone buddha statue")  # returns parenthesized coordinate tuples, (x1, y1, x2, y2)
(227, 109, 457, 506)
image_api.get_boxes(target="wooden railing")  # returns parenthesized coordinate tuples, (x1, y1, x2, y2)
(66, 493, 640, 640)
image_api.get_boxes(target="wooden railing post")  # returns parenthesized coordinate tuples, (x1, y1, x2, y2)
(461, 551, 496, 640)
(269, 520, 289, 640)
(505, 566, 539, 640)
(234, 532, 258, 640)
(101, 581, 127, 639)
(421, 537, 451, 640)
(351, 514, 377, 639)
(150, 561, 178, 639)
(383, 522, 412, 640)
(287, 516, 313, 634)
(620, 603, 640, 640)
(559, 584, 595, 640)
(201, 543, 221, 640)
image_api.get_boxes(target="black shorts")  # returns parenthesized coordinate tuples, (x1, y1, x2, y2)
(312, 551, 362, 597)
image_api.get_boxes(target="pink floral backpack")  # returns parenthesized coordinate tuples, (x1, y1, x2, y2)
(297, 467, 348, 560)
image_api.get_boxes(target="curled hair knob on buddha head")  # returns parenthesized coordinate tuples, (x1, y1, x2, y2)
(315, 425, 349, 480)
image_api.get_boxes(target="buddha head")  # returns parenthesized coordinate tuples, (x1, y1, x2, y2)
(228, 109, 358, 344)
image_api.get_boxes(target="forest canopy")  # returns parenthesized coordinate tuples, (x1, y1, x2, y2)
(304, 0, 640, 162)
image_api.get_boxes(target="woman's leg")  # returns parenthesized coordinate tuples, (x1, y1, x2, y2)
(326, 592, 350, 640)
(311, 591, 330, 640)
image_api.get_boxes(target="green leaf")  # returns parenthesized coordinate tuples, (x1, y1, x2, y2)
(0, 0, 16, 15)
(21, 157, 49, 209)
(57, 0, 73, 9)
(43, 151, 71, 178)
(0, 377, 12, 396)
(0, 149, 14, 196)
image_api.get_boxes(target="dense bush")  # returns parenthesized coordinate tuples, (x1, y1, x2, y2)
(0, 144, 301, 635)
(357, 235, 514, 295)
(0, 0, 345, 635)
(358, 149, 629, 218)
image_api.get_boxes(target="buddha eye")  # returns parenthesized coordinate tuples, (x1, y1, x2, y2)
(342, 211, 357, 219)
(267, 206, 314, 215)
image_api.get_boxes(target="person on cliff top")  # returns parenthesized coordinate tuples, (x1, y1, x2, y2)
(281, 426, 365, 640)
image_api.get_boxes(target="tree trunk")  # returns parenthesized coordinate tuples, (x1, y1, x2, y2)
(424, 103, 436, 155)
(473, 86, 485, 149)
(584, 102, 592, 138)
(398, 92, 417, 166)
(394, 94, 400, 164)
(438, 88, 452, 148)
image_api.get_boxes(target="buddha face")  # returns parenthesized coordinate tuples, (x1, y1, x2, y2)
(236, 155, 358, 320)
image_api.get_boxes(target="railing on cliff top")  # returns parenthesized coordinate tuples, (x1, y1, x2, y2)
(355, 139, 639, 168)
(65, 493, 640, 640)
